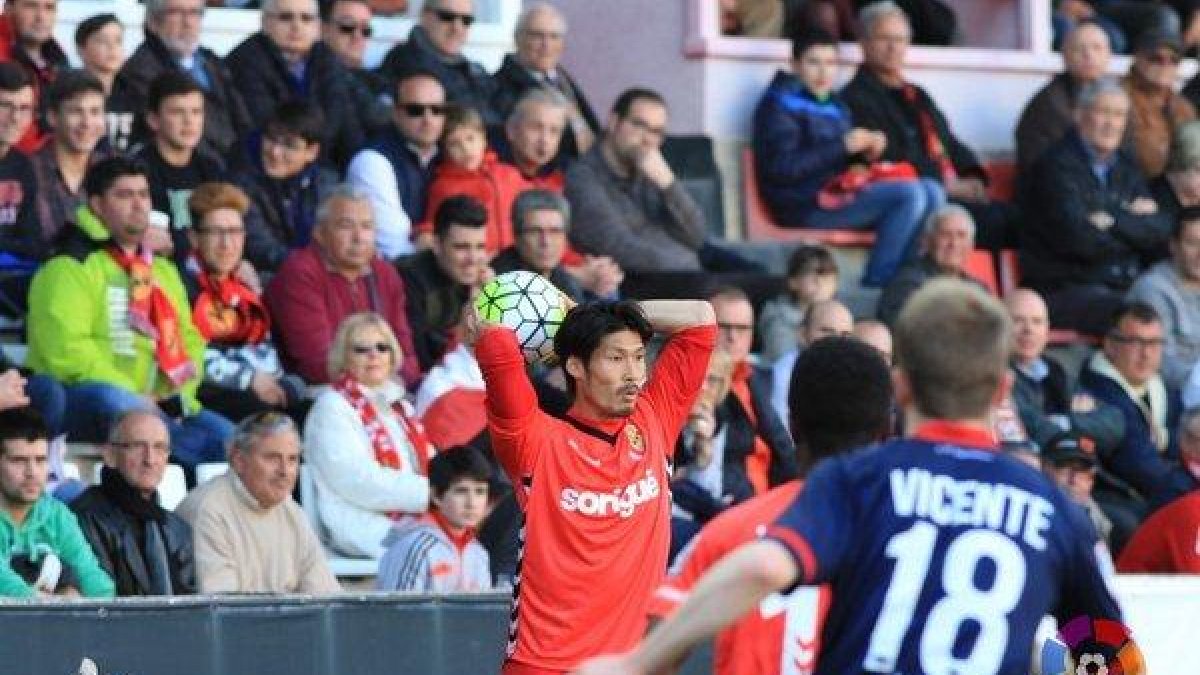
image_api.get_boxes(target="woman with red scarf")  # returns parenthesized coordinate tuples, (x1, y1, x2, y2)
(182, 183, 306, 423)
(303, 312, 435, 559)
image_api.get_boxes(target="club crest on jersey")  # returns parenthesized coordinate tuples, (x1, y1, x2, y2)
(625, 424, 644, 451)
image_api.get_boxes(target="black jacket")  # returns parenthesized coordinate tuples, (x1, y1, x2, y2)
(379, 26, 498, 125)
(225, 33, 364, 170)
(114, 30, 252, 160)
(1020, 131, 1171, 293)
(840, 66, 985, 183)
(71, 467, 195, 596)
(395, 249, 469, 372)
(490, 54, 599, 163)
(233, 153, 339, 272)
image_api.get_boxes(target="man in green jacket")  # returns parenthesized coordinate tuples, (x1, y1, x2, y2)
(26, 155, 232, 472)
(0, 406, 113, 598)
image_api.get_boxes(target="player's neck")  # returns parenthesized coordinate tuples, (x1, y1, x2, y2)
(568, 397, 624, 424)
(904, 409, 993, 436)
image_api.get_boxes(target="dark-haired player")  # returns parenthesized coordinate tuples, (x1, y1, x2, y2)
(467, 298, 715, 674)
(577, 279, 1123, 675)
(647, 337, 894, 675)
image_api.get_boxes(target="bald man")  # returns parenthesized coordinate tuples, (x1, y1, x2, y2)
(1007, 288, 1122, 456)
(853, 319, 893, 364)
(770, 299, 854, 429)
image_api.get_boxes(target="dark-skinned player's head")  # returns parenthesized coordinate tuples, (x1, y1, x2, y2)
(893, 278, 1012, 421)
(788, 336, 893, 472)
(554, 300, 653, 418)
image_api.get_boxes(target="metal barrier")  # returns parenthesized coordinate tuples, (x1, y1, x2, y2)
(0, 593, 712, 675)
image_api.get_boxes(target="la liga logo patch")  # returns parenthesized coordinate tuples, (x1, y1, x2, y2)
(1041, 615, 1146, 675)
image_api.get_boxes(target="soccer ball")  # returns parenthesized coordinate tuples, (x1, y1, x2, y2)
(476, 271, 568, 364)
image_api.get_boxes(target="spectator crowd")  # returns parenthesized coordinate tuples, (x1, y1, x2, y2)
(2, 0, 1199, 621)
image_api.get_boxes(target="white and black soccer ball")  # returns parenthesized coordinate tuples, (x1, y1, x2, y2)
(476, 270, 568, 364)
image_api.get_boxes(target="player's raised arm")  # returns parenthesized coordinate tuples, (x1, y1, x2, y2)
(573, 539, 800, 675)
(637, 300, 716, 335)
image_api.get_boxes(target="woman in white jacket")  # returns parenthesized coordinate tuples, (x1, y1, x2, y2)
(304, 313, 434, 558)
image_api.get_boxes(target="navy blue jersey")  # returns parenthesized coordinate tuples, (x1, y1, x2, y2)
(767, 422, 1122, 675)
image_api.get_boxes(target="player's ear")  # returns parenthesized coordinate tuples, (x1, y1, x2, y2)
(891, 368, 912, 411)
(564, 355, 585, 382)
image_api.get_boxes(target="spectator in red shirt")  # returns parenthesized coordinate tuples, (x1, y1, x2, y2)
(1118, 405, 1200, 572)
(416, 104, 530, 254)
(265, 184, 420, 386)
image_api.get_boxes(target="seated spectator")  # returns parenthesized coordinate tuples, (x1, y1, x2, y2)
(842, 2, 1016, 249)
(182, 183, 305, 422)
(499, 88, 569, 189)
(1017, 20, 1112, 175)
(877, 204, 978, 327)
(415, 105, 529, 254)
(377, 445, 491, 591)
(491, 3, 598, 164)
(0, 63, 43, 311)
(176, 412, 340, 594)
(71, 409, 195, 596)
(0, 356, 64, 452)
(753, 29, 943, 287)
(135, 72, 226, 258)
(26, 156, 233, 470)
(1040, 431, 1114, 546)
(320, 0, 391, 137)
(396, 195, 490, 372)
(225, 0, 363, 169)
(113, 0, 250, 160)
(1130, 207, 1200, 391)
(1006, 288, 1124, 454)
(1056, 0, 1179, 56)
(378, 0, 497, 125)
(1150, 119, 1200, 223)
(770, 298, 854, 429)
(853, 318, 893, 364)
(1022, 79, 1170, 336)
(492, 189, 622, 303)
(266, 185, 420, 385)
(757, 244, 838, 365)
(1122, 29, 1195, 180)
(0, 407, 113, 598)
(33, 71, 109, 247)
(0, 0, 67, 153)
(1118, 405, 1200, 572)
(74, 14, 134, 153)
(347, 69, 445, 260)
(233, 100, 337, 272)
(1080, 301, 1198, 546)
(305, 312, 433, 558)
(565, 88, 707, 273)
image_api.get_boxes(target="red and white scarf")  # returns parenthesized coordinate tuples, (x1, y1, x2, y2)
(107, 245, 196, 387)
(333, 374, 437, 474)
(186, 254, 271, 345)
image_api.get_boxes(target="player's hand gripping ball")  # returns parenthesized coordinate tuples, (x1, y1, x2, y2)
(475, 270, 568, 364)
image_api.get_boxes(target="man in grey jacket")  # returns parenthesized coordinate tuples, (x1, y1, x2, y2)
(1129, 206, 1200, 391)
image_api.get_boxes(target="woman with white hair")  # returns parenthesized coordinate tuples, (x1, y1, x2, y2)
(304, 312, 433, 558)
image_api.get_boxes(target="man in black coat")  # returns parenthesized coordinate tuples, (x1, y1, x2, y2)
(225, 0, 364, 170)
(490, 2, 599, 165)
(72, 410, 195, 596)
(377, 0, 497, 125)
(1021, 80, 1171, 336)
(113, 0, 252, 161)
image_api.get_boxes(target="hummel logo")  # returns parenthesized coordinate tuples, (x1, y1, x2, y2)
(568, 438, 602, 467)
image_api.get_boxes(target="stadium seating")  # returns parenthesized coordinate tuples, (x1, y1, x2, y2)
(298, 465, 378, 579)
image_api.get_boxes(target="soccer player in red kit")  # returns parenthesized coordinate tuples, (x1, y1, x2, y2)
(647, 337, 894, 675)
(468, 298, 716, 674)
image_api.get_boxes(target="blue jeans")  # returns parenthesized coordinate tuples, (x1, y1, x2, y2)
(805, 178, 945, 287)
(26, 373, 66, 437)
(64, 382, 235, 469)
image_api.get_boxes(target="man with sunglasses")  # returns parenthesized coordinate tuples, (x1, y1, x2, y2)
(348, 69, 445, 259)
(378, 0, 498, 125)
(226, 0, 365, 170)
(320, 0, 391, 137)
(1080, 301, 1197, 544)
(1122, 29, 1195, 179)
(114, 0, 251, 159)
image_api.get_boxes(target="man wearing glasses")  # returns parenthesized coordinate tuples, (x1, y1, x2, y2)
(0, 0, 68, 153)
(1080, 301, 1198, 542)
(114, 0, 251, 159)
(320, 0, 391, 137)
(72, 409, 196, 596)
(225, 0, 364, 169)
(378, 0, 498, 125)
(348, 69, 445, 259)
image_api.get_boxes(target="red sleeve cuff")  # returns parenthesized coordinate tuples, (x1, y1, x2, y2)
(765, 525, 818, 584)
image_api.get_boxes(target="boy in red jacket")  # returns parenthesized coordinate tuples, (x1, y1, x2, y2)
(416, 105, 529, 255)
